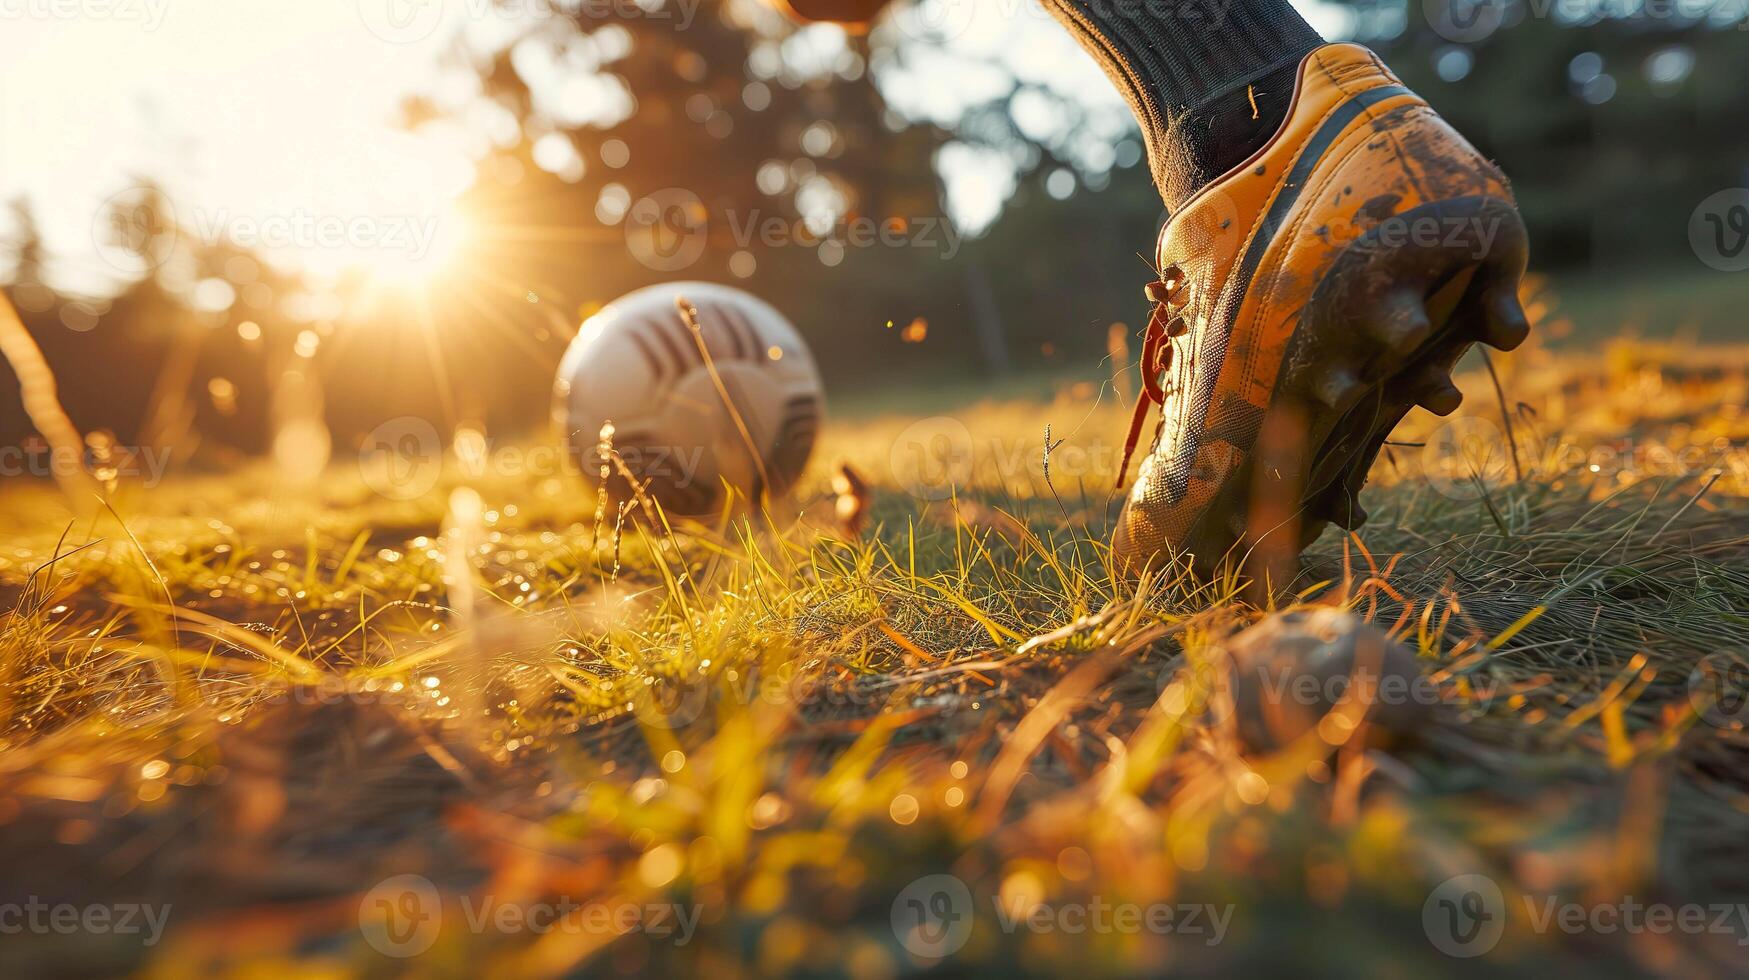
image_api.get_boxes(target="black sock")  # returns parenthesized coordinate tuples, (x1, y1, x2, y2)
(1041, 0, 1324, 210)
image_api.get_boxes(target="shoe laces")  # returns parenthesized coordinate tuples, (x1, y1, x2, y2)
(1117, 263, 1191, 489)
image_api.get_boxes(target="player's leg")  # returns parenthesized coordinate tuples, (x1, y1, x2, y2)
(941, 2, 1531, 574)
(1041, 9, 1532, 573)
(1037, 0, 1321, 210)
(765, 0, 1531, 575)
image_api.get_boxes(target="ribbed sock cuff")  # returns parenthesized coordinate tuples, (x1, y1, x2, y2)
(1043, 0, 1324, 205)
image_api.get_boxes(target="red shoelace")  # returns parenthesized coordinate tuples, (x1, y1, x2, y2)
(1117, 264, 1191, 490)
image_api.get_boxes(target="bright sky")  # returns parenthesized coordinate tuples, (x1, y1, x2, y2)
(0, 0, 481, 295)
(0, 0, 1355, 296)
(875, 0, 1357, 231)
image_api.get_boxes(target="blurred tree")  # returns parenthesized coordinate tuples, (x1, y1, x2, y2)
(5, 0, 1747, 465)
(1371, 7, 1749, 271)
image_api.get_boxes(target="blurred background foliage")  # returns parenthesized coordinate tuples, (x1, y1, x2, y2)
(0, 0, 1744, 462)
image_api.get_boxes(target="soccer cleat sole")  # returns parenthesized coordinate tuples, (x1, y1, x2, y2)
(1198, 195, 1530, 569)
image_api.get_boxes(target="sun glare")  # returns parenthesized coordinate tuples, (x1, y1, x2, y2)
(354, 206, 473, 290)
(0, 3, 471, 296)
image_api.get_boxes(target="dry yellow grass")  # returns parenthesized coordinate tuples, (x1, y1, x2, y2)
(0, 316, 1747, 976)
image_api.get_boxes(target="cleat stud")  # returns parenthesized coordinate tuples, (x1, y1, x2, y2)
(1413, 367, 1463, 416)
(1481, 291, 1530, 350)
(1325, 497, 1368, 530)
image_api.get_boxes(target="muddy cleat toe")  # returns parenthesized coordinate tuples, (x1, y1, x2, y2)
(1113, 42, 1530, 576)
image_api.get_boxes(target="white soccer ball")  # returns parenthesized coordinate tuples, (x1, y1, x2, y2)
(554, 281, 824, 517)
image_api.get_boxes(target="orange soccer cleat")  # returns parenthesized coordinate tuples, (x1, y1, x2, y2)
(1113, 42, 1530, 575)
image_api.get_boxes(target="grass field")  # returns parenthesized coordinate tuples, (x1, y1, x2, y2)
(2, 289, 1748, 977)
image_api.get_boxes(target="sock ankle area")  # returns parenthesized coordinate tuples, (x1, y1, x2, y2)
(1040, 0, 1322, 211)
(1157, 58, 1303, 211)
